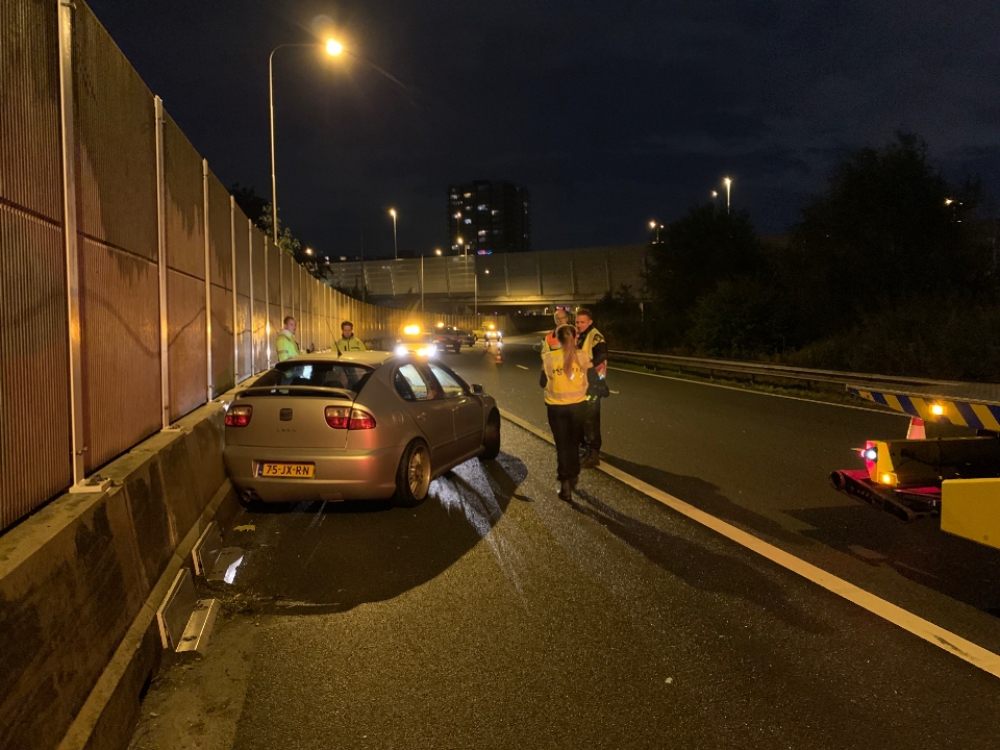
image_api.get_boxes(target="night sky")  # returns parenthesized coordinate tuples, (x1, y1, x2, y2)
(86, 0, 1000, 259)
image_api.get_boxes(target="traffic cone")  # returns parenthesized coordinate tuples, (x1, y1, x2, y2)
(494, 343, 503, 364)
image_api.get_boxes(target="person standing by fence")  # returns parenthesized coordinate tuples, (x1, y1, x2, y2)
(540, 324, 597, 502)
(575, 308, 607, 468)
(335, 320, 367, 354)
(275, 316, 301, 361)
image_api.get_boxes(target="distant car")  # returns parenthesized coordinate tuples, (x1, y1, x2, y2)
(223, 351, 501, 507)
(437, 326, 477, 352)
(476, 325, 502, 343)
(431, 325, 464, 354)
(395, 327, 441, 357)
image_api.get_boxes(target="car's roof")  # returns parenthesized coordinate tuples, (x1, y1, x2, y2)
(280, 351, 393, 366)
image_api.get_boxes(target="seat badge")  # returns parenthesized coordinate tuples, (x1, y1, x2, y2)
(280, 408, 293, 421)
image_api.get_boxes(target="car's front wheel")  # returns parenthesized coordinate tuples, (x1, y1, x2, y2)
(479, 410, 501, 461)
(394, 439, 431, 507)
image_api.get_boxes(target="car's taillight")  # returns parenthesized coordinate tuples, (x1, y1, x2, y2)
(348, 409, 376, 430)
(225, 405, 252, 427)
(325, 406, 376, 430)
(325, 406, 350, 429)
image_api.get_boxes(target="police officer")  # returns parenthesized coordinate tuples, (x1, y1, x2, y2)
(575, 308, 607, 468)
(541, 308, 571, 356)
(275, 316, 300, 361)
(335, 320, 367, 354)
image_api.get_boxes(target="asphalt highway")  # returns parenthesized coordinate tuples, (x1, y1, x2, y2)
(130, 338, 1000, 750)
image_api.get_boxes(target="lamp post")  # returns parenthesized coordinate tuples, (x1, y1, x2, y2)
(648, 220, 662, 244)
(454, 212, 463, 254)
(723, 177, 732, 214)
(389, 208, 398, 260)
(269, 41, 343, 247)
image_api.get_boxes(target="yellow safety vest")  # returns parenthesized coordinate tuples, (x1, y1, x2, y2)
(542, 349, 592, 405)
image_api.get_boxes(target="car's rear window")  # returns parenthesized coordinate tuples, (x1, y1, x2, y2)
(255, 362, 374, 392)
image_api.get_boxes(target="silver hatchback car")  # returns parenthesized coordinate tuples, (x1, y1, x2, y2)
(223, 351, 500, 507)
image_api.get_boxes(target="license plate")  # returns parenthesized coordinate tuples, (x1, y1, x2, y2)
(258, 462, 315, 478)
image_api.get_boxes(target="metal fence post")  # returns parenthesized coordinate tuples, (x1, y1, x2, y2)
(230, 195, 238, 382)
(57, 0, 85, 483)
(247, 219, 254, 375)
(154, 96, 170, 428)
(202, 159, 212, 400)
(264, 239, 271, 367)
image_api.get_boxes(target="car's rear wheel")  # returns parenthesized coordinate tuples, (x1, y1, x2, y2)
(453, 342, 461, 353)
(394, 439, 431, 507)
(480, 410, 501, 461)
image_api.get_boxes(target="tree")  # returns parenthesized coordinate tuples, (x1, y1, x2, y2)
(229, 184, 303, 257)
(797, 132, 984, 326)
(644, 203, 765, 340)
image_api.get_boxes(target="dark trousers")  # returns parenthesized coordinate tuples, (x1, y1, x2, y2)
(582, 399, 602, 454)
(547, 402, 586, 481)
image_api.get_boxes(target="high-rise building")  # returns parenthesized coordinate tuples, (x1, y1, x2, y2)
(447, 181, 530, 254)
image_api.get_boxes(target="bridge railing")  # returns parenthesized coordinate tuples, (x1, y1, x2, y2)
(0, 0, 491, 533)
(324, 244, 649, 302)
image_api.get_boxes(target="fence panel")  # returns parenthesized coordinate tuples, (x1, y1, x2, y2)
(207, 173, 233, 393)
(0, 0, 71, 530)
(251, 231, 267, 373)
(163, 113, 206, 419)
(79, 239, 160, 470)
(606, 243, 647, 295)
(538, 249, 574, 297)
(75, 3, 162, 467)
(234, 220, 251, 381)
(0, 208, 71, 528)
(74, 2, 157, 262)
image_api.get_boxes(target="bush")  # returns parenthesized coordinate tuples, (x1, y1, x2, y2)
(688, 275, 791, 358)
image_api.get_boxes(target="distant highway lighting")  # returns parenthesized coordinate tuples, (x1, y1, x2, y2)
(325, 39, 344, 56)
(723, 176, 732, 214)
(305, 247, 313, 255)
(648, 220, 656, 229)
(711, 191, 718, 198)
(434, 248, 442, 256)
(944, 198, 954, 205)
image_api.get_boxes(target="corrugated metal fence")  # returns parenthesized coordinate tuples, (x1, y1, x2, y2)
(0, 0, 490, 533)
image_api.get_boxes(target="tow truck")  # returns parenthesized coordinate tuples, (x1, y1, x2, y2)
(830, 387, 1000, 550)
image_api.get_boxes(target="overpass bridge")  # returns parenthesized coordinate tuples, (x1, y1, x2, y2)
(322, 244, 650, 312)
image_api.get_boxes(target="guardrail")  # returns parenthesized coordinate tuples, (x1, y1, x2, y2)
(608, 350, 1000, 405)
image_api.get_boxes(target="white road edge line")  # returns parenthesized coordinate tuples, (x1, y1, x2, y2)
(498, 408, 1000, 681)
(607, 365, 904, 416)
(516, 364, 530, 370)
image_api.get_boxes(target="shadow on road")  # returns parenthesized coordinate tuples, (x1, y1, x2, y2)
(786, 504, 1000, 616)
(570, 489, 830, 633)
(601, 453, 810, 548)
(215, 453, 527, 615)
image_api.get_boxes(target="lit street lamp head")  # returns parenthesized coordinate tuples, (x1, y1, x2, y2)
(389, 208, 397, 218)
(325, 39, 344, 56)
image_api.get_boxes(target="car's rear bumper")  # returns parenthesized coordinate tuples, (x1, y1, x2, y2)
(223, 444, 402, 502)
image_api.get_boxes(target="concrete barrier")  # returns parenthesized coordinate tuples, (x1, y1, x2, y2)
(0, 399, 237, 750)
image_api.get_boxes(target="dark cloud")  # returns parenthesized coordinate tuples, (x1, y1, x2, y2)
(87, 0, 1000, 256)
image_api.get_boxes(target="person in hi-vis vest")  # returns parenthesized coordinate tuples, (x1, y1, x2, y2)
(575, 307, 607, 468)
(540, 325, 599, 502)
(275, 316, 300, 361)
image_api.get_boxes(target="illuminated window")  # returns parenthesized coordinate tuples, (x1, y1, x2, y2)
(478, 204, 487, 211)
(464, 218, 472, 224)
(463, 192, 472, 198)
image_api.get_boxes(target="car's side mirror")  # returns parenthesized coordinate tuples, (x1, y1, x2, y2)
(470, 383, 485, 396)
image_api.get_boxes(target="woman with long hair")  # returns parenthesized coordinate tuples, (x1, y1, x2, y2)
(540, 324, 596, 501)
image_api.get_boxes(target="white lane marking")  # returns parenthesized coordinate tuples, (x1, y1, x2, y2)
(498, 408, 1000, 681)
(607, 365, 903, 416)
(516, 364, 530, 370)
(609, 389, 620, 394)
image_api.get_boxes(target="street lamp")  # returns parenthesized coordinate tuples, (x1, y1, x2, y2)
(454, 211, 463, 253)
(389, 208, 398, 260)
(711, 190, 718, 199)
(723, 177, 732, 214)
(648, 220, 662, 244)
(434, 248, 442, 256)
(269, 40, 343, 247)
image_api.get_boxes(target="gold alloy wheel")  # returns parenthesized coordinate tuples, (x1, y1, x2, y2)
(407, 443, 431, 499)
